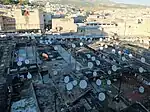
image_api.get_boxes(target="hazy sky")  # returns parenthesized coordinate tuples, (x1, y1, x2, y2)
(112, 0, 150, 5)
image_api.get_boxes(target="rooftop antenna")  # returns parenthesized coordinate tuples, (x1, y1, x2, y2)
(27, 72, 32, 79)
(64, 76, 70, 84)
(100, 46, 104, 51)
(141, 57, 146, 63)
(72, 80, 78, 86)
(79, 80, 87, 89)
(108, 70, 111, 75)
(129, 53, 133, 58)
(112, 65, 117, 72)
(138, 86, 145, 94)
(139, 67, 144, 73)
(66, 82, 73, 91)
(93, 71, 97, 77)
(88, 62, 94, 69)
(98, 92, 106, 101)
(107, 80, 111, 85)
(91, 56, 96, 61)
(17, 61, 22, 67)
(87, 54, 91, 59)
(25, 59, 30, 65)
(96, 79, 101, 86)
(112, 49, 116, 54)
(96, 60, 100, 66)
(122, 57, 126, 61)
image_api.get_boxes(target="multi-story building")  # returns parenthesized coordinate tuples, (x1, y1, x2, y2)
(52, 18, 77, 33)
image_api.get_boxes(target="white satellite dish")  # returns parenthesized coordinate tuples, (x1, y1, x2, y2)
(99, 38, 103, 42)
(122, 57, 126, 61)
(76, 66, 81, 71)
(25, 59, 30, 64)
(80, 42, 83, 46)
(108, 70, 111, 75)
(91, 56, 96, 61)
(72, 80, 78, 86)
(116, 42, 119, 46)
(66, 82, 73, 91)
(129, 54, 133, 58)
(72, 43, 76, 48)
(96, 79, 101, 86)
(88, 62, 94, 69)
(79, 80, 87, 89)
(54, 46, 58, 50)
(112, 65, 117, 72)
(104, 45, 108, 49)
(141, 57, 145, 63)
(88, 39, 92, 43)
(64, 76, 70, 83)
(107, 80, 111, 85)
(112, 49, 116, 54)
(98, 92, 106, 101)
(102, 56, 106, 59)
(118, 51, 122, 55)
(139, 86, 144, 93)
(100, 46, 103, 50)
(93, 71, 97, 77)
(139, 67, 144, 73)
(53, 71, 58, 75)
(17, 61, 22, 66)
(27, 72, 32, 79)
(87, 54, 91, 59)
(96, 60, 100, 66)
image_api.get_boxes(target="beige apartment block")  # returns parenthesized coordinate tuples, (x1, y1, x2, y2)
(13, 9, 44, 31)
(52, 18, 77, 33)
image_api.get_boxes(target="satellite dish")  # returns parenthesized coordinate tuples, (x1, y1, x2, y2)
(98, 92, 106, 101)
(72, 43, 76, 48)
(91, 56, 96, 61)
(108, 70, 111, 75)
(79, 80, 87, 89)
(139, 67, 144, 73)
(129, 54, 133, 58)
(17, 61, 22, 66)
(88, 62, 94, 69)
(27, 72, 32, 79)
(112, 65, 117, 72)
(66, 82, 73, 91)
(102, 56, 106, 59)
(139, 86, 144, 93)
(96, 60, 100, 65)
(93, 71, 97, 77)
(96, 79, 101, 86)
(25, 59, 30, 64)
(100, 46, 103, 50)
(64, 76, 70, 83)
(54, 46, 58, 50)
(53, 71, 58, 75)
(72, 80, 78, 86)
(141, 57, 145, 63)
(118, 51, 122, 55)
(122, 57, 126, 61)
(99, 38, 103, 42)
(88, 39, 92, 43)
(87, 54, 91, 59)
(112, 49, 116, 54)
(76, 66, 81, 71)
(80, 42, 83, 46)
(104, 45, 108, 49)
(116, 42, 119, 46)
(107, 80, 111, 85)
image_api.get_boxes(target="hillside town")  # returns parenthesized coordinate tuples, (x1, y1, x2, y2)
(0, 0, 150, 112)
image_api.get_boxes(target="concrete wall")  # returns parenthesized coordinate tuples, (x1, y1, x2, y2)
(52, 18, 77, 33)
(14, 9, 44, 30)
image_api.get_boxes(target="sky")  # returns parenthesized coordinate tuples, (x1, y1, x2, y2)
(112, 0, 150, 5)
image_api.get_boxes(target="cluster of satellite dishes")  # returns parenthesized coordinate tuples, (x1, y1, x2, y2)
(64, 75, 88, 91)
(17, 58, 30, 67)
